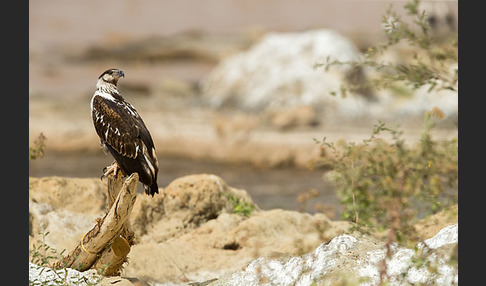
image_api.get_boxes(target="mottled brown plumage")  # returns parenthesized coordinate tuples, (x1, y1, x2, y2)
(91, 68, 159, 196)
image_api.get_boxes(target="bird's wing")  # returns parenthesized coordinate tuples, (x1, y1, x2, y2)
(91, 95, 151, 159)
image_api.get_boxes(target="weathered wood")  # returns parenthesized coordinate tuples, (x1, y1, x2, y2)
(107, 170, 136, 246)
(54, 172, 138, 273)
(107, 170, 126, 209)
(94, 235, 131, 276)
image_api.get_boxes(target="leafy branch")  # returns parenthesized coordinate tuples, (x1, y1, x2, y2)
(314, 0, 458, 97)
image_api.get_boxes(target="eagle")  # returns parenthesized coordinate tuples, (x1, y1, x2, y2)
(90, 68, 159, 196)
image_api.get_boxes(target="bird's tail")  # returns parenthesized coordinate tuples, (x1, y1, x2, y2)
(145, 182, 159, 197)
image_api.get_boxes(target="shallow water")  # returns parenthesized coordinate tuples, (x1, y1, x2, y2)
(29, 151, 341, 216)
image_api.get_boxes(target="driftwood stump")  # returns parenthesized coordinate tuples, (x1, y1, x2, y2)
(54, 171, 138, 276)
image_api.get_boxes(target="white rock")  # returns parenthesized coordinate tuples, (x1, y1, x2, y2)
(209, 224, 458, 286)
(29, 262, 100, 285)
(201, 28, 458, 125)
(419, 223, 458, 249)
(30, 200, 102, 252)
(201, 29, 363, 111)
(213, 234, 358, 286)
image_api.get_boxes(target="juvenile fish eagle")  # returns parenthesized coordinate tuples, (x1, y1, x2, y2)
(90, 68, 159, 196)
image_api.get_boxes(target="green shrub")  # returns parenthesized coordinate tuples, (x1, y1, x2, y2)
(312, 0, 458, 247)
(223, 193, 255, 217)
(314, 114, 457, 244)
(29, 133, 46, 160)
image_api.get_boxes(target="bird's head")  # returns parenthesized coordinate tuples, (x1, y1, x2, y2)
(98, 68, 125, 85)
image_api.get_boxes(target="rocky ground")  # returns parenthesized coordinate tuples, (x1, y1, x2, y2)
(29, 175, 458, 285)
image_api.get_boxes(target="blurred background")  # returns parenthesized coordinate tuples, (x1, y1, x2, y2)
(29, 0, 458, 217)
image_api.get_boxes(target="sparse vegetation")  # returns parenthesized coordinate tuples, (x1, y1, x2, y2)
(312, 0, 458, 284)
(314, 0, 458, 98)
(313, 0, 458, 242)
(314, 115, 457, 241)
(29, 133, 47, 160)
(223, 192, 255, 217)
(29, 230, 102, 286)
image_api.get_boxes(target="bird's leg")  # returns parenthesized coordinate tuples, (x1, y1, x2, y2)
(101, 161, 120, 180)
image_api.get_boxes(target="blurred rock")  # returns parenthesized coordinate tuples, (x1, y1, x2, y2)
(29, 176, 107, 214)
(101, 276, 152, 286)
(130, 174, 258, 242)
(29, 177, 107, 252)
(213, 112, 259, 143)
(200, 27, 458, 127)
(153, 77, 196, 98)
(201, 29, 366, 111)
(419, 2, 457, 41)
(268, 105, 320, 130)
(413, 204, 458, 242)
(78, 31, 253, 64)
